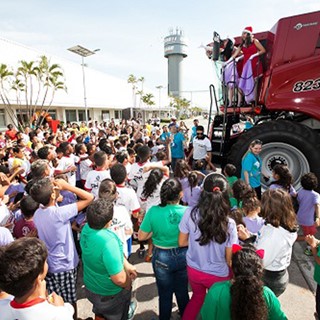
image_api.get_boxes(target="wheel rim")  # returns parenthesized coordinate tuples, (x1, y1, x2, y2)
(260, 142, 310, 190)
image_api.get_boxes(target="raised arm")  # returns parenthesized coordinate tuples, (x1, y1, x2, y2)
(54, 179, 94, 212)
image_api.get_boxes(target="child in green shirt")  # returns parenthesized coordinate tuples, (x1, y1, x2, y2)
(305, 235, 320, 318)
(224, 163, 238, 189)
(224, 164, 239, 209)
(200, 243, 286, 320)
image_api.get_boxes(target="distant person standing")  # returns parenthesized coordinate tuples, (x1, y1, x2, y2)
(160, 125, 170, 144)
(169, 116, 178, 128)
(190, 119, 199, 142)
(169, 124, 185, 171)
(5, 124, 17, 141)
(187, 126, 212, 172)
(241, 139, 268, 199)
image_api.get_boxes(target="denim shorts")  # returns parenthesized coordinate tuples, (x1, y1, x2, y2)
(263, 268, 288, 297)
(85, 287, 131, 320)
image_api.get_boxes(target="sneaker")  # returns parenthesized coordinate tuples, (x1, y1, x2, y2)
(128, 299, 137, 320)
(145, 253, 153, 262)
(137, 248, 146, 259)
(304, 248, 313, 256)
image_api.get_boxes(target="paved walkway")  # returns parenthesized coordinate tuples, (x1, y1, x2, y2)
(78, 116, 318, 318)
(78, 241, 317, 319)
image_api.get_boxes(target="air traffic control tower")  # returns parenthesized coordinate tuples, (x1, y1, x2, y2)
(164, 28, 188, 97)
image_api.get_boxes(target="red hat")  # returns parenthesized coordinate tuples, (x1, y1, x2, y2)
(243, 26, 253, 34)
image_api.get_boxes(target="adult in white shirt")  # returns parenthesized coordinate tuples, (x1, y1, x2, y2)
(187, 125, 212, 171)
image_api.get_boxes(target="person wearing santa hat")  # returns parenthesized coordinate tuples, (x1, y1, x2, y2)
(225, 26, 266, 106)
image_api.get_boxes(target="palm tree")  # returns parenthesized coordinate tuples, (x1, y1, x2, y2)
(137, 76, 145, 108)
(0, 56, 66, 129)
(141, 93, 155, 108)
(0, 64, 21, 127)
(14, 56, 65, 128)
(169, 95, 191, 118)
(16, 60, 38, 122)
(39, 76, 66, 126)
(127, 74, 137, 118)
(37, 56, 65, 126)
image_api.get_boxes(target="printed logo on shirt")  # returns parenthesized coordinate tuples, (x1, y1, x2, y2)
(169, 212, 179, 225)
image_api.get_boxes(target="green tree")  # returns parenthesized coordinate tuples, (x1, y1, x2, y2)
(0, 56, 66, 128)
(141, 93, 155, 108)
(169, 95, 191, 117)
(38, 56, 66, 126)
(127, 74, 137, 118)
(137, 76, 145, 108)
(0, 64, 21, 126)
(191, 106, 203, 116)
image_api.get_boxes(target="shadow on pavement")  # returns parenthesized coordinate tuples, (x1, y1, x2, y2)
(136, 281, 158, 303)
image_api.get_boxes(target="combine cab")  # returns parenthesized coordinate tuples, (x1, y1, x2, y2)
(207, 10, 320, 190)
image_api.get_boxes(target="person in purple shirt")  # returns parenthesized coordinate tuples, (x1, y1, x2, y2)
(182, 172, 201, 208)
(55, 174, 77, 207)
(296, 173, 320, 255)
(269, 164, 297, 197)
(241, 188, 265, 234)
(30, 177, 93, 320)
(174, 159, 190, 192)
(179, 173, 238, 320)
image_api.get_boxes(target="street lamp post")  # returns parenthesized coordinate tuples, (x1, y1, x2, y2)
(68, 45, 100, 125)
(156, 85, 163, 118)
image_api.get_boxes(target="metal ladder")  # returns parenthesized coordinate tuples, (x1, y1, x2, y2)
(208, 67, 240, 164)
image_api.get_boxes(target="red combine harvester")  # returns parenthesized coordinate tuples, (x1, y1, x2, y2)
(207, 10, 320, 189)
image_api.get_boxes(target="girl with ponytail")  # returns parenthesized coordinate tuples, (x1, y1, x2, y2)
(138, 178, 189, 320)
(200, 244, 286, 319)
(178, 173, 238, 320)
(182, 171, 201, 207)
(142, 167, 169, 212)
(141, 167, 169, 262)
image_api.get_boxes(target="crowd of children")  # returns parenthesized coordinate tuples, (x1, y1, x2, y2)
(0, 118, 319, 319)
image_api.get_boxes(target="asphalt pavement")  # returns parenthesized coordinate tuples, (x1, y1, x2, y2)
(77, 239, 317, 320)
(77, 117, 317, 319)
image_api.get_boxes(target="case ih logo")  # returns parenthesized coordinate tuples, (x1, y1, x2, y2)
(294, 21, 318, 30)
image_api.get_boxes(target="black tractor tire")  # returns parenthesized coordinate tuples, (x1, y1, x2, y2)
(228, 120, 320, 190)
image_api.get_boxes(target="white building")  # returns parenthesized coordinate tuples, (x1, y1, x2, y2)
(0, 37, 170, 130)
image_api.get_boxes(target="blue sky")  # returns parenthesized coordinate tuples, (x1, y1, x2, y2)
(1, 0, 319, 106)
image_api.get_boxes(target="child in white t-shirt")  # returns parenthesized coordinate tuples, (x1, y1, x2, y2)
(85, 151, 111, 199)
(110, 163, 140, 257)
(99, 178, 133, 258)
(75, 143, 93, 188)
(0, 237, 74, 320)
(128, 145, 151, 202)
(54, 142, 78, 186)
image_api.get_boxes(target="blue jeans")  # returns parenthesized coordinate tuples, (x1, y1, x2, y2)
(152, 247, 189, 320)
